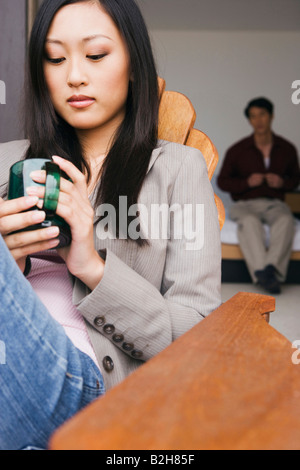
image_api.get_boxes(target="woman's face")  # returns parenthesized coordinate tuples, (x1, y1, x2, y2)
(43, 1, 131, 136)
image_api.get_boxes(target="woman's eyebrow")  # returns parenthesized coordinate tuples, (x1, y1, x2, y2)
(83, 34, 113, 43)
(45, 34, 113, 45)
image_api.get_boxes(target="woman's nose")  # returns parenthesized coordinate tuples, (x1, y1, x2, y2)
(67, 60, 88, 88)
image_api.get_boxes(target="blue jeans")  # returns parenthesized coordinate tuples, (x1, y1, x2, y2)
(0, 235, 105, 450)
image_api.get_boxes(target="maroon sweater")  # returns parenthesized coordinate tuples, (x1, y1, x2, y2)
(218, 134, 300, 201)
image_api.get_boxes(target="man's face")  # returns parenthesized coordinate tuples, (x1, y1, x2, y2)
(248, 107, 273, 136)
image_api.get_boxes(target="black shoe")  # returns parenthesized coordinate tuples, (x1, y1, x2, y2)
(255, 267, 269, 284)
(265, 277, 281, 294)
(255, 265, 281, 295)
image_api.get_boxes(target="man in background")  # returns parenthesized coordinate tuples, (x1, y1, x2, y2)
(218, 97, 300, 294)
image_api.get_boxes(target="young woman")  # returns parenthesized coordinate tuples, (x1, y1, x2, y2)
(0, 0, 221, 450)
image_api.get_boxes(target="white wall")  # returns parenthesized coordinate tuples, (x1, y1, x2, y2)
(150, 30, 300, 198)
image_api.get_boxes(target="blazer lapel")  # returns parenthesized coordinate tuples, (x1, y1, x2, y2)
(146, 142, 164, 175)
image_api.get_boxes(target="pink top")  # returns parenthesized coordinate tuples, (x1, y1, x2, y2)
(27, 251, 101, 371)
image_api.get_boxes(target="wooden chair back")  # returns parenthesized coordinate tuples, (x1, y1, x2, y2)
(157, 77, 225, 229)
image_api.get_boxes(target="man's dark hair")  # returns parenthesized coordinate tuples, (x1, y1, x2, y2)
(244, 97, 274, 118)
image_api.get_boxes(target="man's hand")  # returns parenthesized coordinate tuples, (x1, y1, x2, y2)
(266, 173, 284, 189)
(247, 173, 265, 188)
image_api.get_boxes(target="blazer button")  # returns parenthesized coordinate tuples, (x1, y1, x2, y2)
(103, 324, 115, 335)
(122, 342, 134, 352)
(103, 356, 114, 373)
(112, 333, 124, 343)
(94, 316, 105, 328)
(131, 350, 144, 359)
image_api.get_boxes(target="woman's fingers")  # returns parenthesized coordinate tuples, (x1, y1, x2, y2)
(0, 196, 39, 218)
(1, 210, 47, 236)
(27, 183, 91, 213)
(27, 178, 75, 202)
(8, 231, 60, 260)
(5, 225, 60, 251)
(30, 156, 88, 197)
(0, 198, 47, 236)
(29, 158, 94, 225)
(0, 196, 60, 260)
(52, 155, 87, 193)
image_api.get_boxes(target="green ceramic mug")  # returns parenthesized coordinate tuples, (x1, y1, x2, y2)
(8, 158, 71, 248)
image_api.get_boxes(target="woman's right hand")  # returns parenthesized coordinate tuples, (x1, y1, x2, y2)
(0, 196, 60, 272)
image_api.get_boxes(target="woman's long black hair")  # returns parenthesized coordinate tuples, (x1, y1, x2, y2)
(24, 0, 159, 244)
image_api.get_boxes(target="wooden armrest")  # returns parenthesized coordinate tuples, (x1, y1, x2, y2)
(50, 292, 300, 450)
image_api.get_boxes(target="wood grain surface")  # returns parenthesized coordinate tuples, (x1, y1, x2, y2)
(50, 292, 300, 451)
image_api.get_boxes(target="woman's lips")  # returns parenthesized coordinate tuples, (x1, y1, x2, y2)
(67, 95, 95, 109)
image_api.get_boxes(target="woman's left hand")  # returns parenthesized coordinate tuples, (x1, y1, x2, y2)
(28, 155, 105, 290)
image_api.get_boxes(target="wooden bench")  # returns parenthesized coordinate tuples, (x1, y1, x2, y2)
(222, 242, 300, 262)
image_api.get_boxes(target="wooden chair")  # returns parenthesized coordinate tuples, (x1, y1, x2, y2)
(50, 80, 300, 451)
(158, 77, 225, 230)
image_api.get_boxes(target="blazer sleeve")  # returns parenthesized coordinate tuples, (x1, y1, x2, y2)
(74, 150, 222, 362)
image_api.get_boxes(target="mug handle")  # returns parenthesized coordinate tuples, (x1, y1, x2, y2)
(43, 162, 61, 213)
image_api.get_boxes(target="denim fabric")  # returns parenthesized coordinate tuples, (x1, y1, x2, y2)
(0, 236, 105, 450)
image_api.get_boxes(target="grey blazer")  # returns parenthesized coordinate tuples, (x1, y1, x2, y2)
(0, 139, 222, 390)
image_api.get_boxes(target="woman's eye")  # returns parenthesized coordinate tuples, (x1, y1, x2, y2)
(46, 57, 66, 64)
(87, 54, 107, 61)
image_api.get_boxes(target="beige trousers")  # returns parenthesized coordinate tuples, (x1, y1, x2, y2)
(229, 198, 295, 283)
